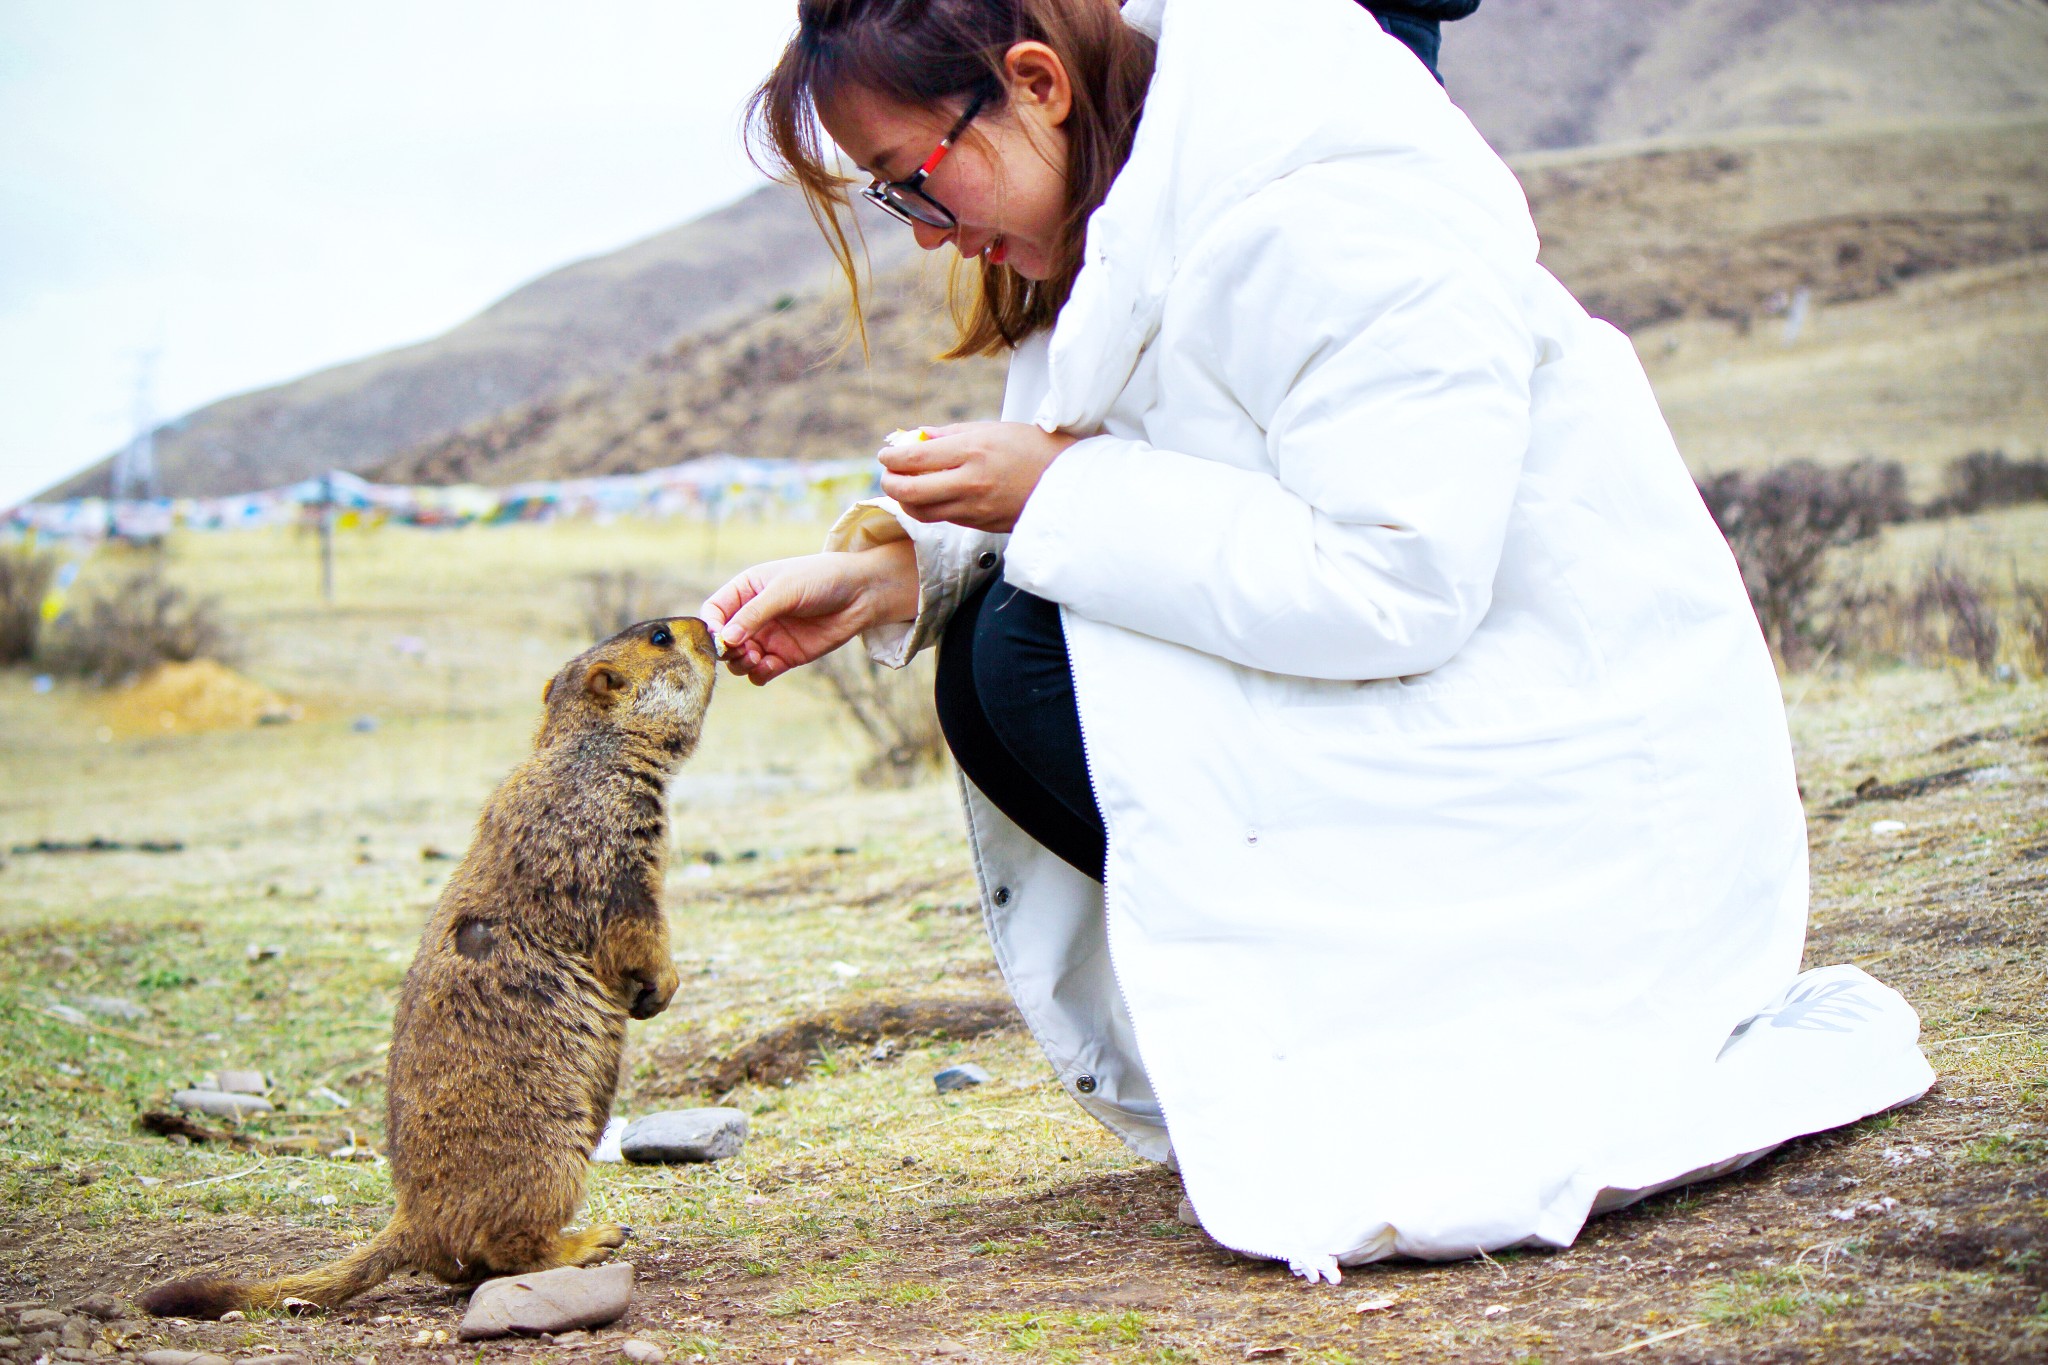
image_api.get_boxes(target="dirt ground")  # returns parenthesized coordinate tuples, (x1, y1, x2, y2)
(2, 526, 2044, 1364)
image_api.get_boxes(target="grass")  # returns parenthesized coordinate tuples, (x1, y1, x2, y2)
(2, 512, 2047, 1362)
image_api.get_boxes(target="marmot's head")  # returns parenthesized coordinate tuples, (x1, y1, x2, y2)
(540, 617, 718, 757)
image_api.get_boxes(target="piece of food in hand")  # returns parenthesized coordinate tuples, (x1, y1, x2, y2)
(881, 428, 932, 450)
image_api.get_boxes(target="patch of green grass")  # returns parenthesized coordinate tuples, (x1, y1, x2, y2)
(1963, 1131, 2046, 1164)
(1141, 1220, 1192, 1238)
(981, 1310, 1149, 1355)
(1699, 1269, 1859, 1327)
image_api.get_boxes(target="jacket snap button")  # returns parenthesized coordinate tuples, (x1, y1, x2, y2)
(977, 551, 999, 570)
(1075, 1074, 1097, 1094)
(993, 886, 1012, 906)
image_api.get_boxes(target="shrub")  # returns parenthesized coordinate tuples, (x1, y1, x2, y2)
(812, 647, 947, 787)
(1928, 450, 2048, 517)
(1696, 460, 1909, 664)
(1913, 561, 2001, 675)
(0, 543, 55, 665)
(2015, 581, 2048, 677)
(42, 566, 233, 686)
(577, 569, 686, 642)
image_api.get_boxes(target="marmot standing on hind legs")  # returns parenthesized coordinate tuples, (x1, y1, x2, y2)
(142, 617, 719, 1318)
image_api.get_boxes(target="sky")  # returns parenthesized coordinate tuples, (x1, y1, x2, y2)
(0, 1, 801, 509)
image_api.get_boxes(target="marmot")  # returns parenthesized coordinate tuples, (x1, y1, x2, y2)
(142, 617, 719, 1318)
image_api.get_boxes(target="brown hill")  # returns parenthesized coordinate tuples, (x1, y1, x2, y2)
(377, 116, 2048, 487)
(1446, 0, 2048, 154)
(49, 187, 912, 500)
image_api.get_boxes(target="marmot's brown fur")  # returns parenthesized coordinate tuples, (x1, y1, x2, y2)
(141, 617, 718, 1318)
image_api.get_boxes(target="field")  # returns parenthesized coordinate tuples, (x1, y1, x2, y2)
(3, 514, 2046, 1364)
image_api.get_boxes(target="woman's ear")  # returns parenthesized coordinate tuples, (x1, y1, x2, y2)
(1004, 40, 1074, 129)
(584, 663, 628, 703)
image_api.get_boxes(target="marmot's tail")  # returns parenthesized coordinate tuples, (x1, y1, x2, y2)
(141, 1220, 410, 1318)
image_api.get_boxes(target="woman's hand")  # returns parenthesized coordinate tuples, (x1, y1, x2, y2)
(697, 542, 918, 686)
(880, 421, 1080, 532)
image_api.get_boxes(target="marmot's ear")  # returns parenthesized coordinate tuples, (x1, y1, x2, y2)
(542, 677, 555, 705)
(585, 663, 627, 703)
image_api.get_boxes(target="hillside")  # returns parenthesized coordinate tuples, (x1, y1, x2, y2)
(378, 116, 2048, 487)
(48, 187, 912, 500)
(53, 0, 2048, 500)
(1446, 0, 2048, 154)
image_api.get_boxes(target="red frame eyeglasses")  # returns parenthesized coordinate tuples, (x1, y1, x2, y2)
(859, 89, 992, 230)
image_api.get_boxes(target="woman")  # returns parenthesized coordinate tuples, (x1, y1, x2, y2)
(702, 0, 1931, 1281)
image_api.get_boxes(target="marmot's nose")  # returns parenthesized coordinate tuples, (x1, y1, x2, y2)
(673, 616, 718, 656)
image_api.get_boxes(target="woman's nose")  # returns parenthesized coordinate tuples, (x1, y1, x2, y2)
(911, 220, 952, 253)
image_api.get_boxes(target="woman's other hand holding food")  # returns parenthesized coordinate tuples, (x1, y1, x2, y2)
(699, 542, 918, 686)
(881, 421, 1079, 532)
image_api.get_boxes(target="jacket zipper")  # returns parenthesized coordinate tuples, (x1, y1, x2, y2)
(1058, 608, 1338, 1282)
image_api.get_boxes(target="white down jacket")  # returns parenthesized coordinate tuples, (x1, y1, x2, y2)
(825, 0, 1933, 1280)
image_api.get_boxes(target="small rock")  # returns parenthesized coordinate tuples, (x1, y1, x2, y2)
(245, 944, 283, 963)
(217, 1311, 245, 1323)
(18, 1310, 67, 1331)
(352, 1355, 376, 1365)
(79, 996, 147, 1021)
(0, 1337, 19, 1350)
(550, 1331, 590, 1345)
(590, 1116, 626, 1164)
(307, 1086, 351, 1109)
(1870, 819, 1907, 835)
(234, 1355, 306, 1365)
(170, 1089, 273, 1120)
(933, 1064, 990, 1093)
(212, 1070, 268, 1096)
(46, 1004, 91, 1027)
(140, 1352, 232, 1365)
(30, 1329, 61, 1348)
(68, 1295, 124, 1322)
(1176, 1196, 1201, 1228)
(60, 1320, 92, 1348)
(54, 1348, 95, 1363)
(621, 1110, 747, 1164)
(458, 1262, 634, 1340)
(621, 1340, 664, 1364)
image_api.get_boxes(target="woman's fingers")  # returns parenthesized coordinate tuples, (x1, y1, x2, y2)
(877, 436, 970, 476)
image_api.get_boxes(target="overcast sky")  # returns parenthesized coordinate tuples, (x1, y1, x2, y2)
(0, 1, 799, 508)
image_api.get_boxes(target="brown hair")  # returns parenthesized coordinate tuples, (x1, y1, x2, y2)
(746, 0, 1155, 360)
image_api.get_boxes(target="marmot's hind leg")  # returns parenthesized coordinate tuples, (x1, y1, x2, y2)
(553, 1223, 631, 1268)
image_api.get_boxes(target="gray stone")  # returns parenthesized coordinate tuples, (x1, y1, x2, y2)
(67, 1295, 124, 1322)
(170, 1089, 273, 1120)
(60, 1319, 90, 1349)
(211, 1071, 267, 1097)
(17, 1311, 67, 1331)
(620, 1109, 747, 1165)
(933, 1064, 990, 1093)
(79, 996, 147, 1021)
(234, 1354, 306, 1365)
(55, 1348, 96, 1362)
(458, 1262, 634, 1340)
(620, 1340, 665, 1364)
(0, 1336, 19, 1350)
(141, 1352, 233, 1365)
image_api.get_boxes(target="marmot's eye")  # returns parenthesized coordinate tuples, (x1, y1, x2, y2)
(649, 626, 673, 648)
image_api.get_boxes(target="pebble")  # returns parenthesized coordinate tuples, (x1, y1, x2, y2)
(459, 1262, 633, 1340)
(210, 1070, 268, 1096)
(69, 1295, 125, 1321)
(621, 1340, 665, 1364)
(140, 1352, 232, 1365)
(1870, 819, 1907, 835)
(60, 1319, 91, 1348)
(79, 996, 147, 1021)
(170, 1089, 274, 1119)
(933, 1064, 990, 1093)
(234, 1355, 306, 1365)
(17, 1310, 68, 1330)
(620, 1109, 748, 1164)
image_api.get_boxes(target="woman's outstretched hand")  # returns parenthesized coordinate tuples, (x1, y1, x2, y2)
(880, 421, 1079, 532)
(698, 542, 918, 686)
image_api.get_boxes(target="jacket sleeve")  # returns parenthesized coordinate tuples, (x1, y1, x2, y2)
(1003, 185, 1535, 682)
(822, 498, 1005, 668)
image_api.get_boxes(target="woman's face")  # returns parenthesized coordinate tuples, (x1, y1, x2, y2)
(819, 44, 1074, 280)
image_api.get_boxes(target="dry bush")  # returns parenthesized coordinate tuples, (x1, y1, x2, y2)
(577, 569, 686, 642)
(42, 567, 234, 686)
(0, 544, 55, 666)
(813, 646, 947, 787)
(1927, 450, 2048, 517)
(1912, 561, 2001, 676)
(1696, 460, 1909, 664)
(2015, 581, 2048, 677)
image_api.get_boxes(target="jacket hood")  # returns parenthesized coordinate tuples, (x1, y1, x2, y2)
(1035, 0, 1537, 434)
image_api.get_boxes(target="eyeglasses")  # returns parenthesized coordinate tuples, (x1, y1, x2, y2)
(859, 88, 991, 230)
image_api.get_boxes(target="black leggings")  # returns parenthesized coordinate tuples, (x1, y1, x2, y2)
(935, 574, 1107, 883)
